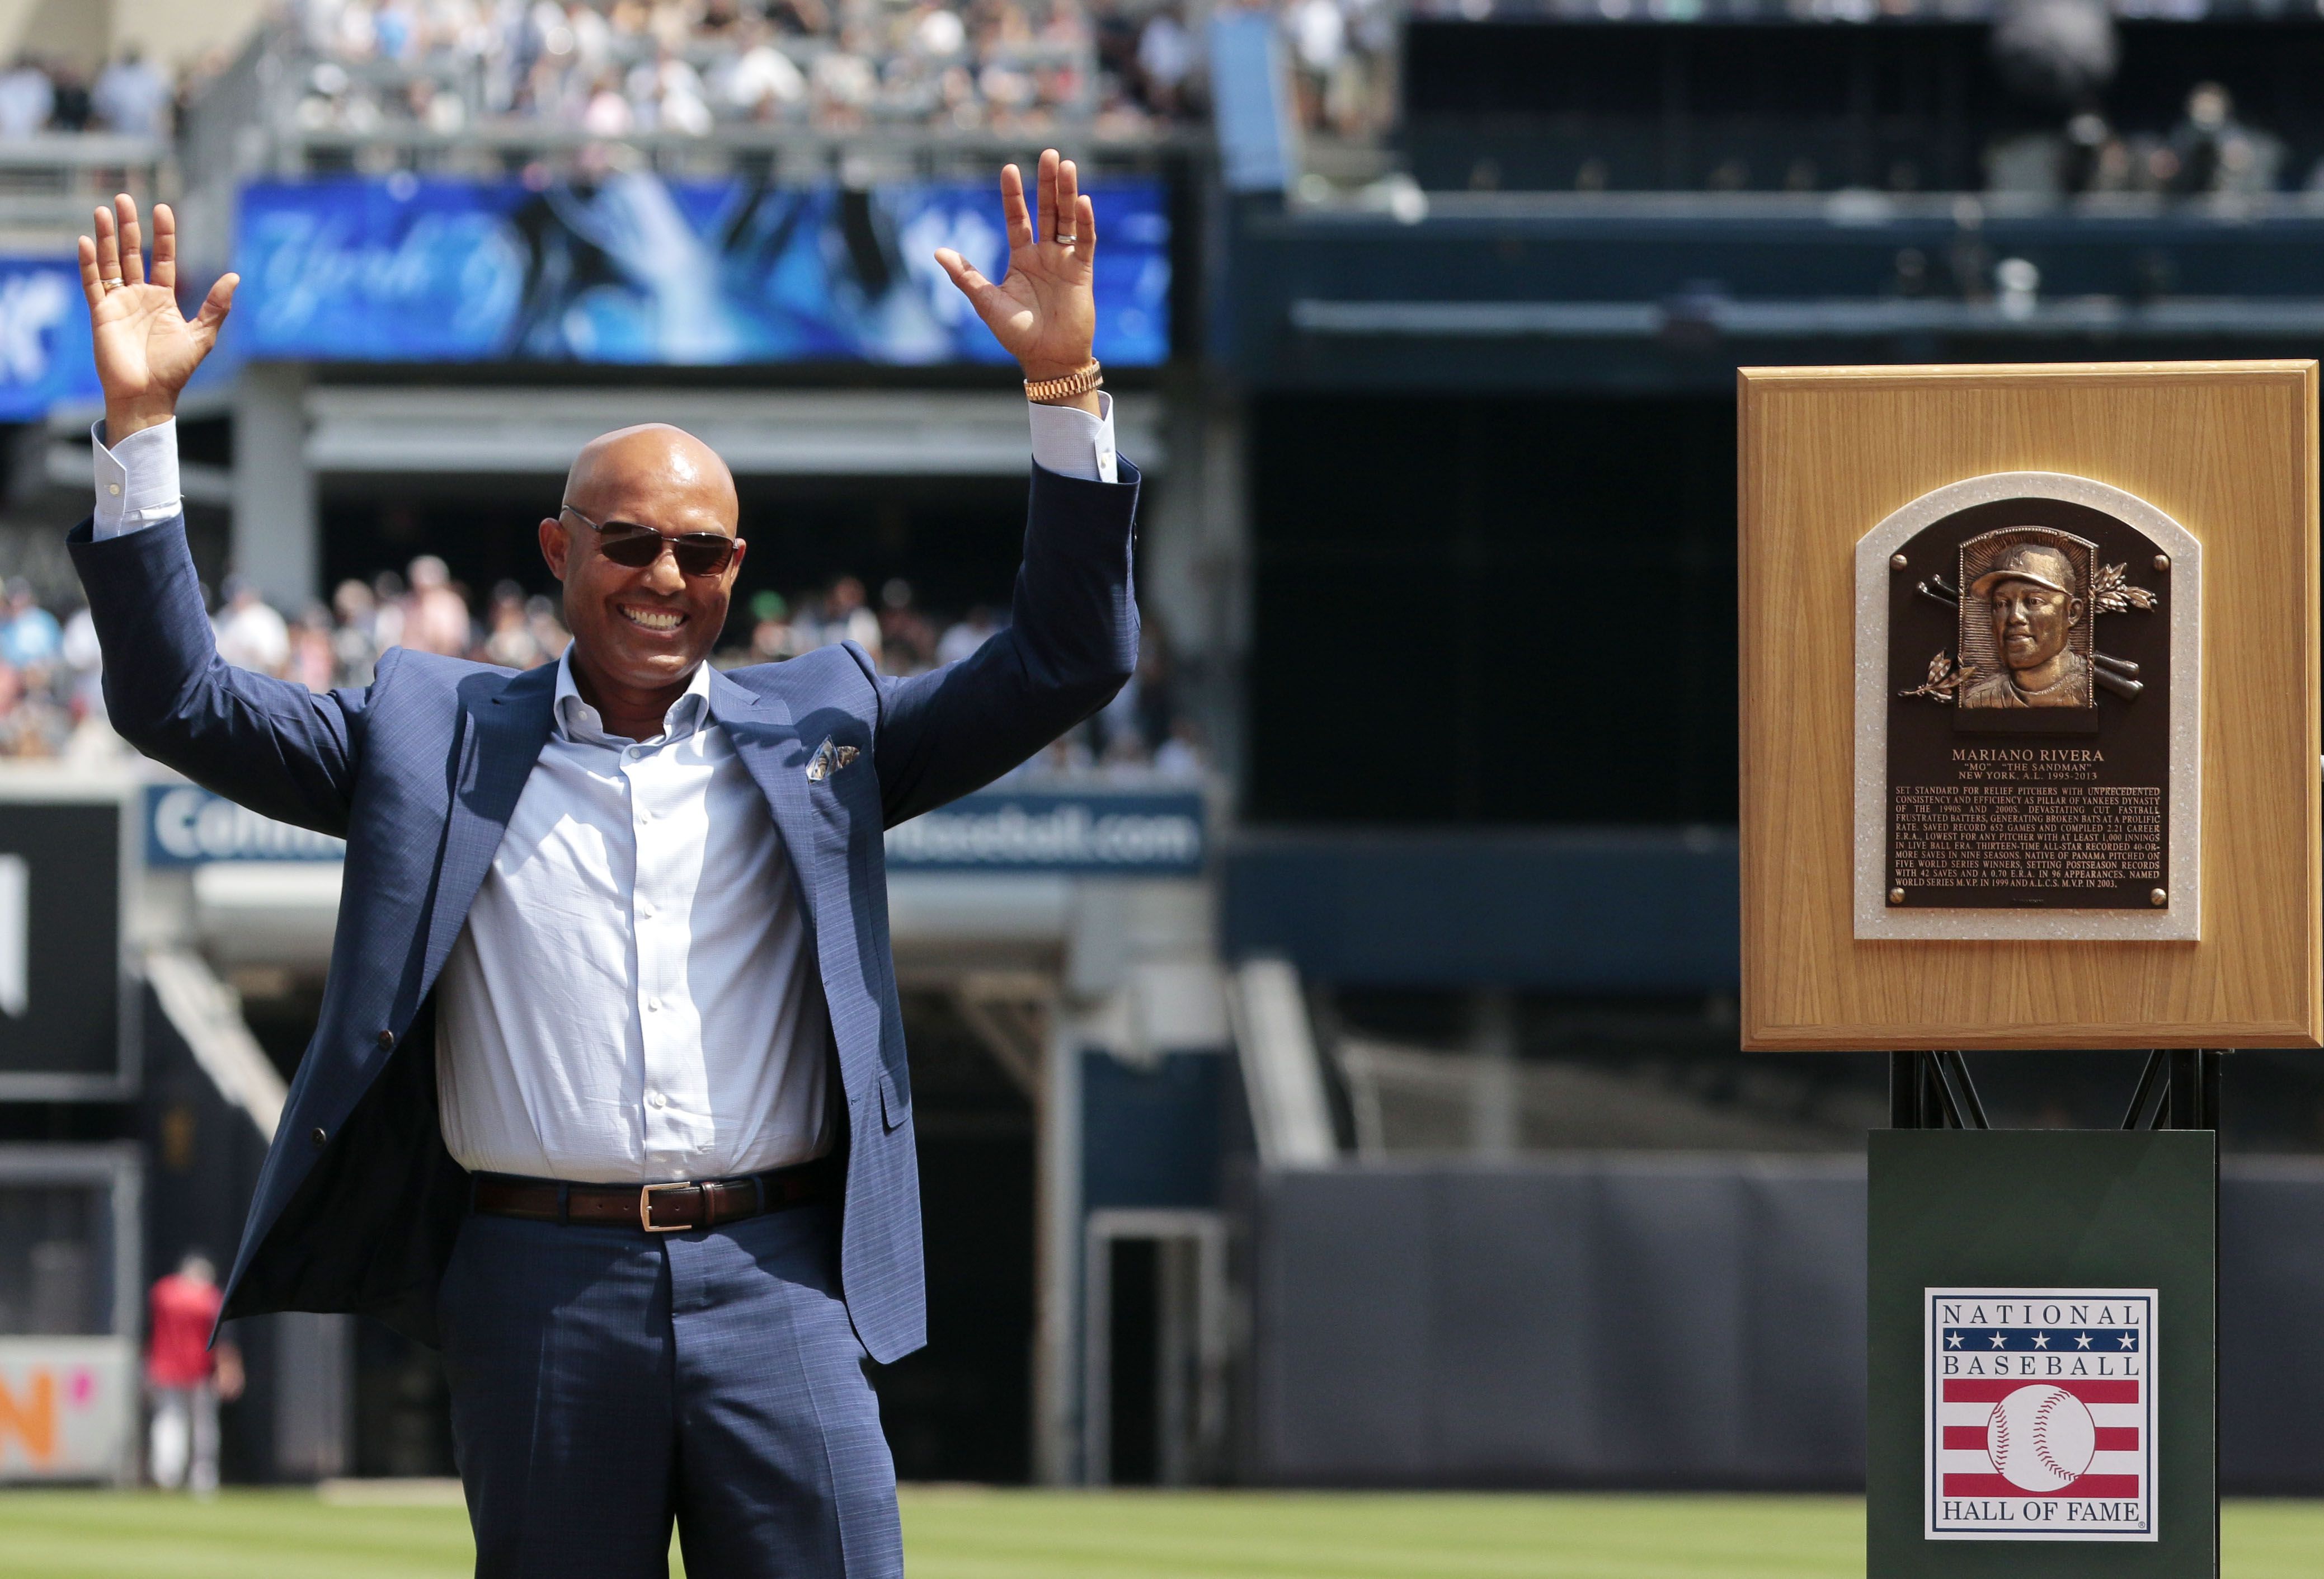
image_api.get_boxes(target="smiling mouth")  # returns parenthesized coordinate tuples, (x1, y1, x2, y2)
(621, 607, 685, 633)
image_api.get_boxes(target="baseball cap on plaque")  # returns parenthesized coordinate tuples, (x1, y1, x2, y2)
(1926, 1287, 2156, 1542)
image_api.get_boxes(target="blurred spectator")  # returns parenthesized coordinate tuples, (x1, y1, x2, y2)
(59, 605, 102, 722)
(526, 594, 573, 661)
(146, 1253, 244, 1497)
(816, 575, 883, 662)
(370, 570, 409, 649)
(0, 580, 59, 668)
(1152, 715, 1206, 779)
(937, 604, 1000, 666)
(93, 46, 172, 136)
(1284, 0, 1345, 132)
(483, 580, 547, 668)
(214, 576, 292, 674)
(47, 60, 90, 133)
(0, 54, 53, 139)
(2168, 82, 2278, 198)
(877, 578, 937, 676)
(331, 578, 383, 685)
(584, 71, 635, 135)
(290, 605, 339, 692)
(1100, 726, 1151, 778)
(737, 589, 797, 662)
(402, 554, 474, 655)
(629, 46, 714, 134)
(1135, 5, 1194, 118)
(717, 22, 808, 119)
(1027, 730, 1093, 776)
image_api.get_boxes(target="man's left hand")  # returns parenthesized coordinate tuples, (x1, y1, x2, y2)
(935, 150, 1098, 410)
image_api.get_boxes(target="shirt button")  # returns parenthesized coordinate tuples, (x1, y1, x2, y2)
(648, 1092, 666, 1108)
(376, 1030, 395, 1050)
(646, 997, 661, 1012)
(107, 482, 121, 496)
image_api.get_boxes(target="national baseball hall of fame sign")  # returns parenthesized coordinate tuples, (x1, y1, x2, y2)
(1925, 1289, 2155, 1540)
(1740, 361, 2323, 1579)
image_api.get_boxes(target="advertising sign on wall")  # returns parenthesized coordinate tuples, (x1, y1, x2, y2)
(885, 788, 1205, 875)
(0, 260, 97, 421)
(147, 779, 1204, 876)
(143, 783, 345, 867)
(236, 174, 1172, 368)
(0, 791, 130, 1098)
(0, 1338, 134, 1483)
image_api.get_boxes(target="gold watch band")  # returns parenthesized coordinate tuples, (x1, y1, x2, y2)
(1024, 360, 1103, 402)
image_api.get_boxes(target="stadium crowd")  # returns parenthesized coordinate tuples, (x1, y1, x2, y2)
(0, 559, 1204, 778)
(0, 0, 1400, 146)
(286, 0, 1206, 135)
(0, 47, 175, 138)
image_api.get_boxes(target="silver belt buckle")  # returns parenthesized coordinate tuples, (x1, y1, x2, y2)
(639, 1180, 692, 1232)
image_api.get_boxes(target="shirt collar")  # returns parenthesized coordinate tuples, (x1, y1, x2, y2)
(552, 648, 713, 748)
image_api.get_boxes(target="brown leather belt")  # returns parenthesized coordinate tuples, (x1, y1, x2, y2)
(470, 1157, 831, 1233)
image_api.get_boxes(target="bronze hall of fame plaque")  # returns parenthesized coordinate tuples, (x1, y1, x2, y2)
(1852, 473, 2202, 942)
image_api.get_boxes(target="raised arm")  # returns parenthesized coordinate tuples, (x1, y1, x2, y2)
(871, 153, 1140, 824)
(68, 195, 363, 835)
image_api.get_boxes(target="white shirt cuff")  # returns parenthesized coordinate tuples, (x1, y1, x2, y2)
(1027, 391, 1117, 485)
(92, 418, 182, 539)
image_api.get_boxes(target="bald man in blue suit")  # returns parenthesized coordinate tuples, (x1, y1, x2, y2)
(70, 154, 1133, 1576)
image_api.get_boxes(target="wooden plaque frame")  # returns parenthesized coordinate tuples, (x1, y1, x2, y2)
(1740, 362, 2321, 1050)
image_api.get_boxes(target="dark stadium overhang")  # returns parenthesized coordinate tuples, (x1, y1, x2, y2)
(1227, 192, 2324, 391)
(1222, 829, 1740, 995)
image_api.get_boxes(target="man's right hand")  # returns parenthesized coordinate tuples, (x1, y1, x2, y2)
(78, 194, 237, 441)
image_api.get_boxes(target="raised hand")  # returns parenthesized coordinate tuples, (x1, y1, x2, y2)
(78, 195, 238, 440)
(934, 151, 1097, 394)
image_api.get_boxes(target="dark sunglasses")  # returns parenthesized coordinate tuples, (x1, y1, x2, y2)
(559, 506, 741, 578)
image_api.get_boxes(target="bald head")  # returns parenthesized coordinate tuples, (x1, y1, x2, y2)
(563, 422, 738, 532)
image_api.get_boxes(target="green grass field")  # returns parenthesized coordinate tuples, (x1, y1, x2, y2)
(0, 1487, 2315, 1578)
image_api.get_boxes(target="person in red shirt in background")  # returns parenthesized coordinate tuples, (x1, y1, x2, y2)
(147, 1253, 243, 1495)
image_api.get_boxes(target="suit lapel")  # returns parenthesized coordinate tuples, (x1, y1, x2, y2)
(707, 667, 824, 933)
(418, 662, 558, 1001)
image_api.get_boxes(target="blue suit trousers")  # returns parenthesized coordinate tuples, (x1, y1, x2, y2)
(436, 1202, 904, 1578)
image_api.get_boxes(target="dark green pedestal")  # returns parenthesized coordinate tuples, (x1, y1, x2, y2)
(1869, 1130, 2217, 1577)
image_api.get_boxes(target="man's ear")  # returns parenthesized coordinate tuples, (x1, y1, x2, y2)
(539, 516, 570, 581)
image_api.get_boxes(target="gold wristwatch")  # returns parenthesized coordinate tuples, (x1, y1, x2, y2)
(1024, 360, 1103, 402)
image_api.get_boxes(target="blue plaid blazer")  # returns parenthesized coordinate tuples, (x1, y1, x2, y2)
(70, 460, 1140, 1361)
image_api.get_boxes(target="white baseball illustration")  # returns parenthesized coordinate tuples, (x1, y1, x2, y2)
(1987, 1384, 2097, 1493)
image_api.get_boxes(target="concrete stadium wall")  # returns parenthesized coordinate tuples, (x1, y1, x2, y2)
(0, 0, 263, 69)
(1248, 1154, 2324, 1492)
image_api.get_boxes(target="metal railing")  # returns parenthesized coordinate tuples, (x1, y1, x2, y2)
(0, 133, 167, 243)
